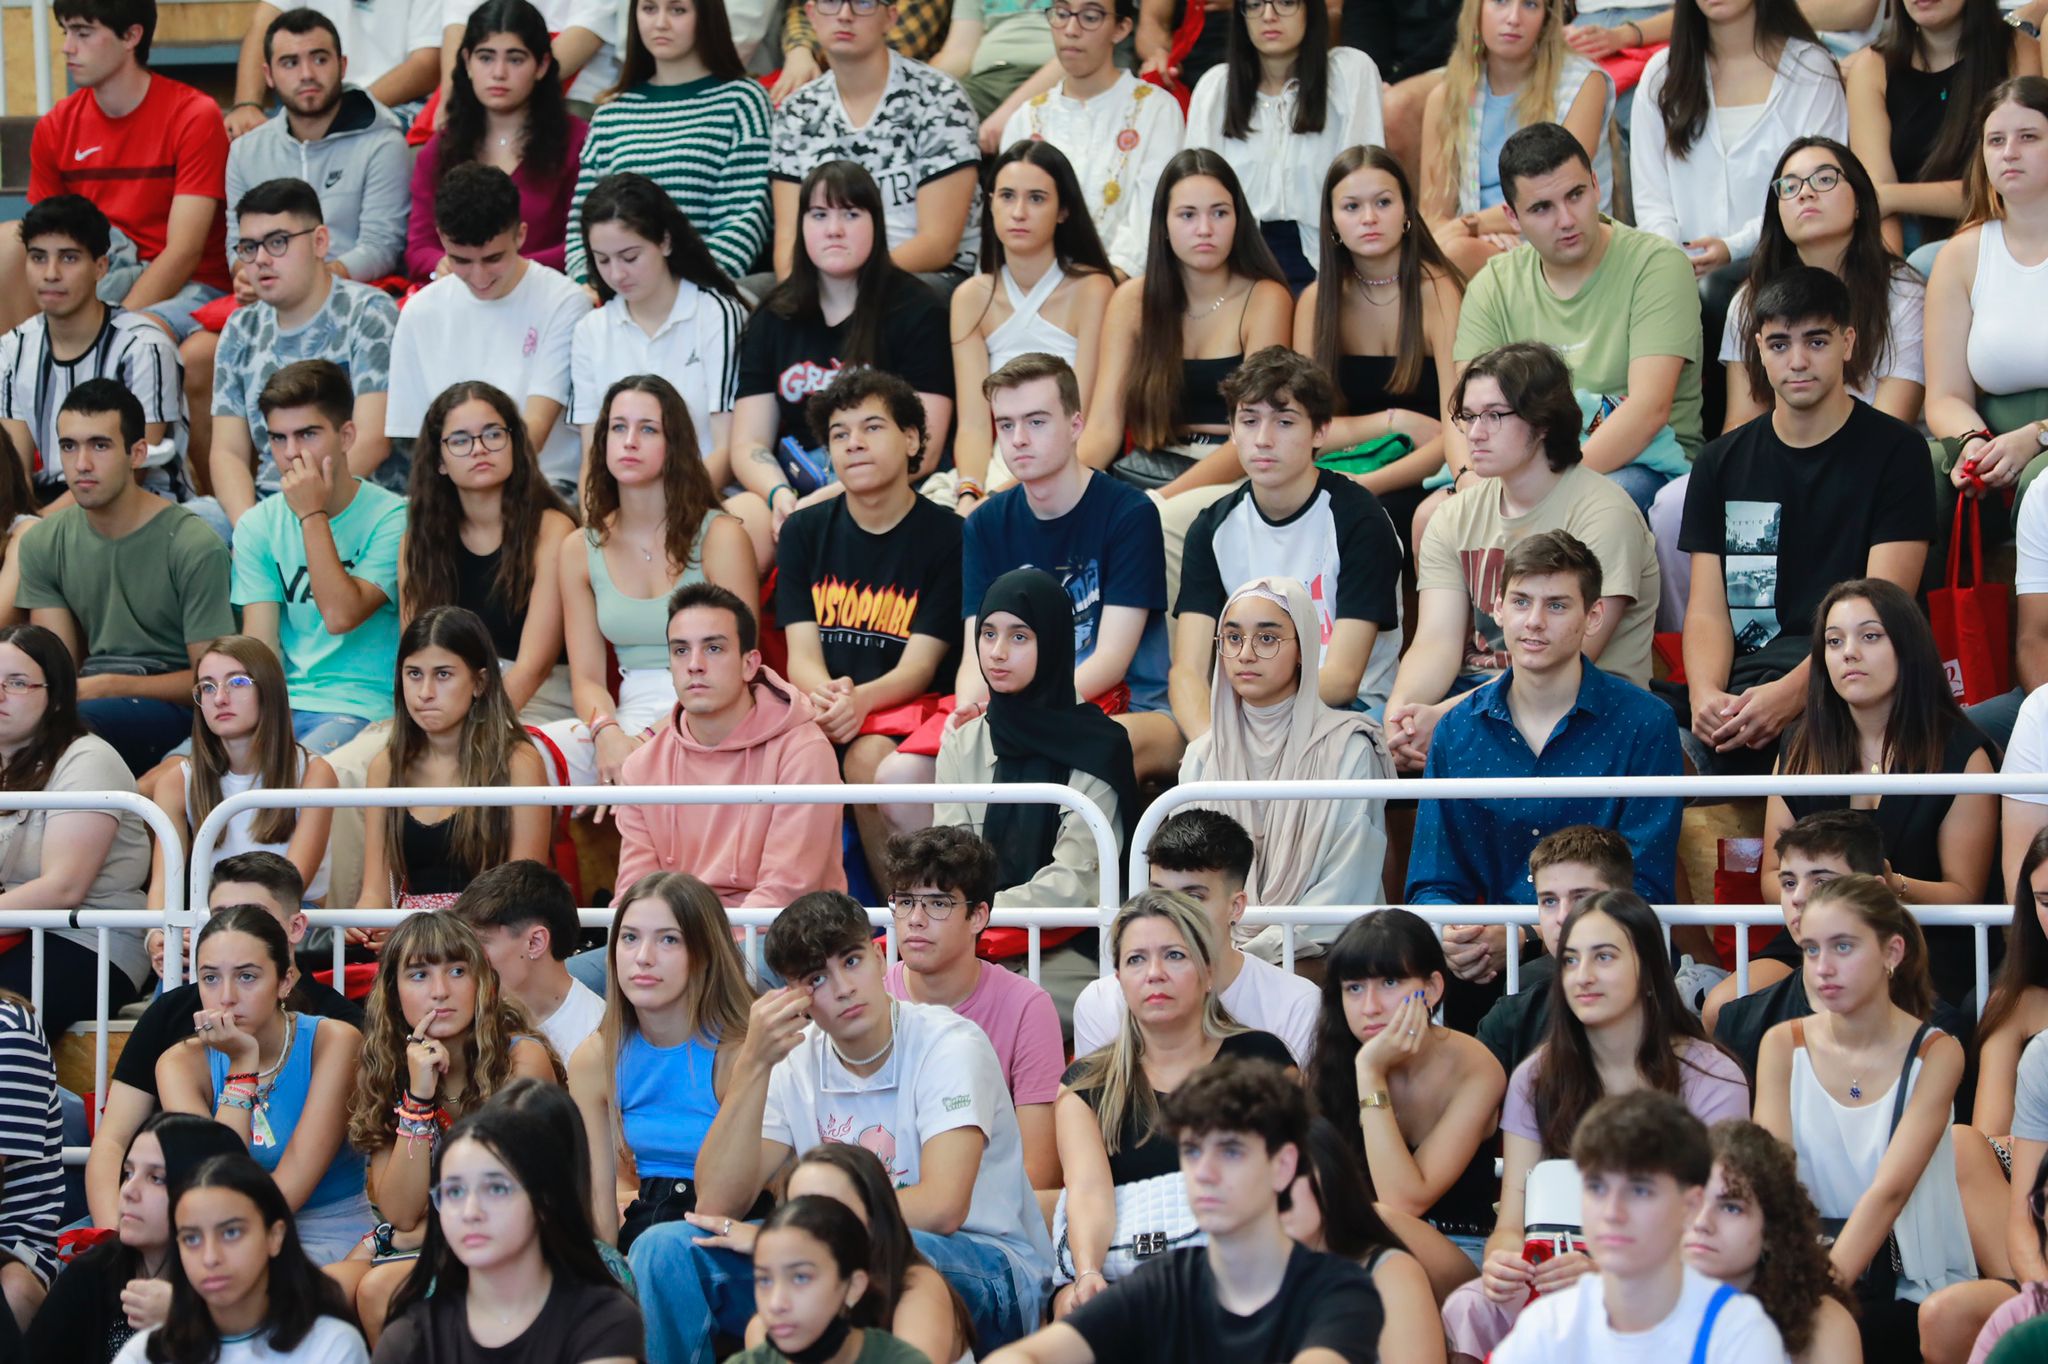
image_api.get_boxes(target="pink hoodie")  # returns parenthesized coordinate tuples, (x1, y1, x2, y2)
(614, 665, 847, 909)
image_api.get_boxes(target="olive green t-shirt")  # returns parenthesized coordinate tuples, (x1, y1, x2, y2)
(14, 501, 233, 672)
(1454, 218, 1705, 458)
(724, 1330, 934, 1364)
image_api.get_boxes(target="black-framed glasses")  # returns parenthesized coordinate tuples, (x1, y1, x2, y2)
(1451, 408, 1516, 434)
(888, 892, 967, 920)
(1239, 0, 1304, 12)
(1217, 628, 1295, 659)
(1052, 2, 1113, 25)
(428, 1175, 525, 1211)
(0, 677, 46, 696)
(440, 426, 513, 458)
(1771, 165, 1843, 199)
(192, 675, 257, 705)
(812, 0, 884, 14)
(231, 227, 319, 262)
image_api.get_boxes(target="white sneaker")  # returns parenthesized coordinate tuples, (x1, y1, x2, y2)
(1674, 954, 1731, 1016)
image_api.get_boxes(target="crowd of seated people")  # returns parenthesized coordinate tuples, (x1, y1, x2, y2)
(13, 0, 2048, 1356)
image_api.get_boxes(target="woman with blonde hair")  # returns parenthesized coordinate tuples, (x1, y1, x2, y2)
(1421, 0, 1615, 276)
(1050, 889, 1293, 1318)
(567, 870, 757, 1248)
(148, 634, 336, 909)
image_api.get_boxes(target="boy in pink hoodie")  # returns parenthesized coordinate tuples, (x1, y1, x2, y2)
(614, 582, 847, 908)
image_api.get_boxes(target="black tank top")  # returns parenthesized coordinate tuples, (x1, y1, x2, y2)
(398, 811, 466, 897)
(453, 543, 526, 663)
(1887, 61, 1962, 184)
(1337, 353, 1443, 423)
(1180, 355, 1241, 430)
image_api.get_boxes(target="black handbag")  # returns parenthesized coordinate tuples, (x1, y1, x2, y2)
(1107, 447, 1197, 491)
(1816, 1021, 1934, 1310)
(618, 1177, 772, 1254)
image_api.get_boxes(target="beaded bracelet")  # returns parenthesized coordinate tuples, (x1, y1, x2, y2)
(225, 1071, 258, 1086)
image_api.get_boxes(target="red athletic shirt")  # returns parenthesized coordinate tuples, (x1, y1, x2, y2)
(30, 73, 232, 293)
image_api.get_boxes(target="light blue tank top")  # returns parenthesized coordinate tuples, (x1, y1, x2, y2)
(208, 1013, 366, 1210)
(618, 1029, 722, 1180)
(1477, 86, 1516, 210)
(586, 516, 718, 673)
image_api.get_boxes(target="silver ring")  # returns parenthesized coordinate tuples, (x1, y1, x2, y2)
(724, 1218, 732, 1236)
(1407, 1027, 1417, 1037)
(200, 1022, 214, 1031)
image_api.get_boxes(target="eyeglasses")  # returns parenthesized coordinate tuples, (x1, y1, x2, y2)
(811, 0, 884, 14)
(888, 892, 967, 920)
(1239, 0, 1304, 12)
(1217, 628, 1294, 659)
(231, 227, 319, 262)
(429, 1175, 525, 1211)
(440, 425, 513, 458)
(1451, 408, 1516, 434)
(1051, 3, 1113, 25)
(0, 677, 46, 696)
(192, 675, 257, 705)
(1770, 165, 1844, 199)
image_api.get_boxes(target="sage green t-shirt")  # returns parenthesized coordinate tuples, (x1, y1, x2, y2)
(14, 502, 233, 672)
(1454, 218, 1705, 460)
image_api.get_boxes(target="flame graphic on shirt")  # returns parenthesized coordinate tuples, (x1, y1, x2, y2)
(811, 576, 919, 640)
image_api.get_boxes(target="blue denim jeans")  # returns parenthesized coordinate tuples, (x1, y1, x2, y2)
(1605, 460, 1672, 518)
(292, 709, 374, 755)
(630, 1221, 1032, 1364)
(80, 696, 193, 774)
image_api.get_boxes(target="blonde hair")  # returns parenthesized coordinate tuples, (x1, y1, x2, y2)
(1069, 890, 1246, 1154)
(1435, 0, 1574, 212)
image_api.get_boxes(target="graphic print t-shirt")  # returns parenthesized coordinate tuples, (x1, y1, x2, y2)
(736, 282, 952, 447)
(776, 494, 963, 686)
(1678, 401, 1934, 687)
(963, 472, 1171, 711)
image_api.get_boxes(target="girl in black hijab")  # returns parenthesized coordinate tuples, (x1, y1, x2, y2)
(935, 569, 1139, 932)
(25, 1114, 245, 1364)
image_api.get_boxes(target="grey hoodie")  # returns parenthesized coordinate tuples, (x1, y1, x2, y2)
(225, 87, 411, 282)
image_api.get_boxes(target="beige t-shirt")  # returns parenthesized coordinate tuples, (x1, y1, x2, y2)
(0, 734, 151, 986)
(1415, 462, 1660, 687)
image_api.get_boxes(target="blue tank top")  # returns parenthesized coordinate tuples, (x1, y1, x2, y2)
(208, 1013, 367, 1211)
(1477, 86, 1516, 210)
(618, 1029, 722, 1180)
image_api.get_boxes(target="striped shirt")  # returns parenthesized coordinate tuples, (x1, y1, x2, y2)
(566, 77, 773, 283)
(0, 307, 185, 479)
(0, 999, 63, 1286)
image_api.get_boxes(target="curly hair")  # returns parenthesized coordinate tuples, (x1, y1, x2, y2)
(347, 912, 557, 1151)
(1707, 1119, 1855, 1353)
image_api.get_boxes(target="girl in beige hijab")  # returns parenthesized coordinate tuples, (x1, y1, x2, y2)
(1179, 576, 1395, 958)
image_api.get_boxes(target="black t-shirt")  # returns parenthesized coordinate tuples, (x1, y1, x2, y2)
(1714, 971, 1974, 1086)
(774, 493, 963, 688)
(736, 280, 952, 447)
(1066, 1241, 1385, 1364)
(112, 979, 364, 1100)
(1176, 470, 1402, 636)
(1063, 1031, 1294, 1185)
(1476, 957, 1555, 1080)
(1677, 401, 1935, 689)
(21, 1240, 128, 1364)
(371, 1274, 644, 1364)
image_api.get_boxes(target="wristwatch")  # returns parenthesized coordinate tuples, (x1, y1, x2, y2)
(2009, 11, 2041, 38)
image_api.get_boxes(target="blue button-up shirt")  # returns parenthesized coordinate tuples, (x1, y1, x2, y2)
(1406, 660, 1682, 905)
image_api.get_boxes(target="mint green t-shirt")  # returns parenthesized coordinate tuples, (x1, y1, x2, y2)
(229, 480, 406, 720)
(1453, 217, 1704, 470)
(14, 503, 233, 671)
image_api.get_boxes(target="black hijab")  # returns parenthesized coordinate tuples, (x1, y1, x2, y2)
(977, 569, 1140, 891)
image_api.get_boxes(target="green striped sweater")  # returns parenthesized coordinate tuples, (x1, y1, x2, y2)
(567, 76, 774, 282)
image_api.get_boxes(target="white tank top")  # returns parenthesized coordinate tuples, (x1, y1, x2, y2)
(1788, 1025, 1976, 1302)
(186, 758, 331, 903)
(1966, 219, 2048, 396)
(986, 264, 1079, 371)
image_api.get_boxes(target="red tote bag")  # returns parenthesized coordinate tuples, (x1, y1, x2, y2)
(1929, 493, 2012, 705)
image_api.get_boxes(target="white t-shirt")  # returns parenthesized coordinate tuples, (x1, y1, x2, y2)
(385, 262, 589, 487)
(539, 976, 605, 1061)
(114, 1316, 370, 1364)
(1718, 271, 1926, 397)
(2016, 465, 2048, 599)
(303, 0, 441, 91)
(570, 282, 746, 452)
(1492, 1265, 1789, 1364)
(2004, 684, 2048, 807)
(1069, 951, 1321, 1067)
(764, 1000, 1054, 1312)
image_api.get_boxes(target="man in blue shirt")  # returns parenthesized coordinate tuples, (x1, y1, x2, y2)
(1408, 529, 1682, 966)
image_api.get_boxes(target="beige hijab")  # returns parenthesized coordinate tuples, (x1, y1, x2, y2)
(1195, 576, 1389, 908)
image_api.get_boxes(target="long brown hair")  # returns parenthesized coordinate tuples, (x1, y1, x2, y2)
(1805, 874, 1937, 1019)
(581, 374, 719, 574)
(606, 0, 745, 96)
(1781, 578, 1967, 781)
(1220, 0, 1331, 139)
(0, 427, 35, 571)
(766, 161, 906, 372)
(1129, 150, 1284, 450)
(598, 871, 753, 1088)
(1963, 76, 2048, 225)
(0, 623, 85, 793)
(1533, 891, 1727, 1158)
(404, 381, 573, 625)
(1311, 145, 1465, 398)
(1705, 1120, 1854, 1354)
(1980, 826, 2048, 1051)
(346, 912, 557, 1151)
(381, 607, 529, 887)
(794, 1144, 977, 1353)
(187, 635, 300, 847)
(1875, 0, 2013, 189)
(1656, 0, 1830, 158)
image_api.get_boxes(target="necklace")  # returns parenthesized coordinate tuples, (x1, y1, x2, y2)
(1186, 290, 1229, 320)
(830, 1001, 899, 1068)
(1353, 265, 1399, 306)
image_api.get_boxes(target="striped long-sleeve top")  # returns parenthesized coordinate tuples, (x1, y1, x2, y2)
(566, 76, 774, 283)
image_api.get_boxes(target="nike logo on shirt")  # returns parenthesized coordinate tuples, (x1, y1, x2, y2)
(73, 146, 101, 160)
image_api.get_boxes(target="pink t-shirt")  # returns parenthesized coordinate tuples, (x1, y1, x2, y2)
(1970, 1285, 2046, 1364)
(885, 959, 1064, 1107)
(1504, 1039, 1751, 1152)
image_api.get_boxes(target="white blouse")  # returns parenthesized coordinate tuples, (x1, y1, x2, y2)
(1629, 38, 1847, 260)
(1184, 45, 1386, 267)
